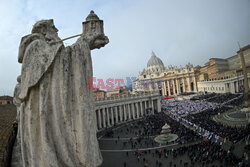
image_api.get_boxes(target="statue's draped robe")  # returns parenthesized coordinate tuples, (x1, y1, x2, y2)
(12, 35, 102, 167)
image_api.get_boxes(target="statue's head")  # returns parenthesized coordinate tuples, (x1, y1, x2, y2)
(32, 19, 60, 43)
(82, 11, 109, 50)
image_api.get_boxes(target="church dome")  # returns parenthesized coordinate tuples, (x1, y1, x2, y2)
(147, 51, 164, 68)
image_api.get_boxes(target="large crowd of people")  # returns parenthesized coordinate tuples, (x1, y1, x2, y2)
(162, 99, 217, 116)
(205, 93, 240, 103)
(162, 140, 243, 167)
(162, 93, 243, 116)
(185, 106, 250, 144)
(190, 92, 217, 101)
(123, 141, 244, 167)
(100, 112, 248, 166)
(161, 92, 248, 143)
(102, 112, 202, 150)
(99, 92, 249, 167)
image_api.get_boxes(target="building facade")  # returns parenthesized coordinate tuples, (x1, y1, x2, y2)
(134, 44, 250, 95)
(198, 74, 250, 93)
(106, 87, 128, 97)
(197, 44, 250, 93)
(93, 88, 106, 99)
(0, 96, 13, 105)
(133, 52, 199, 96)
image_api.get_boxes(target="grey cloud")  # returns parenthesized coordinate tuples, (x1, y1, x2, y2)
(0, 0, 249, 95)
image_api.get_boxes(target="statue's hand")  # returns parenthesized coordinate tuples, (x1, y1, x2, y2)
(88, 34, 109, 50)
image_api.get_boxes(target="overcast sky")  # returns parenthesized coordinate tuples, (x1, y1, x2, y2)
(0, 0, 250, 95)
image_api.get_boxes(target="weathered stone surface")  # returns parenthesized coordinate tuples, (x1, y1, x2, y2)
(12, 11, 109, 167)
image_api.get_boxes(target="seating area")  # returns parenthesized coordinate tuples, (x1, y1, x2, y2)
(162, 99, 217, 116)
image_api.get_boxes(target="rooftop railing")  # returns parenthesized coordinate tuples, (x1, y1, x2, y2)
(95, 90, 160, 102)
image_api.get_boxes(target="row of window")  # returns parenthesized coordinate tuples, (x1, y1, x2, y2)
(204, 87, 224, 91)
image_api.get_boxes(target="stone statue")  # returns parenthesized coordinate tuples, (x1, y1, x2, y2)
(13, 75, 21, 119)
(12, 11, 109, 167)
